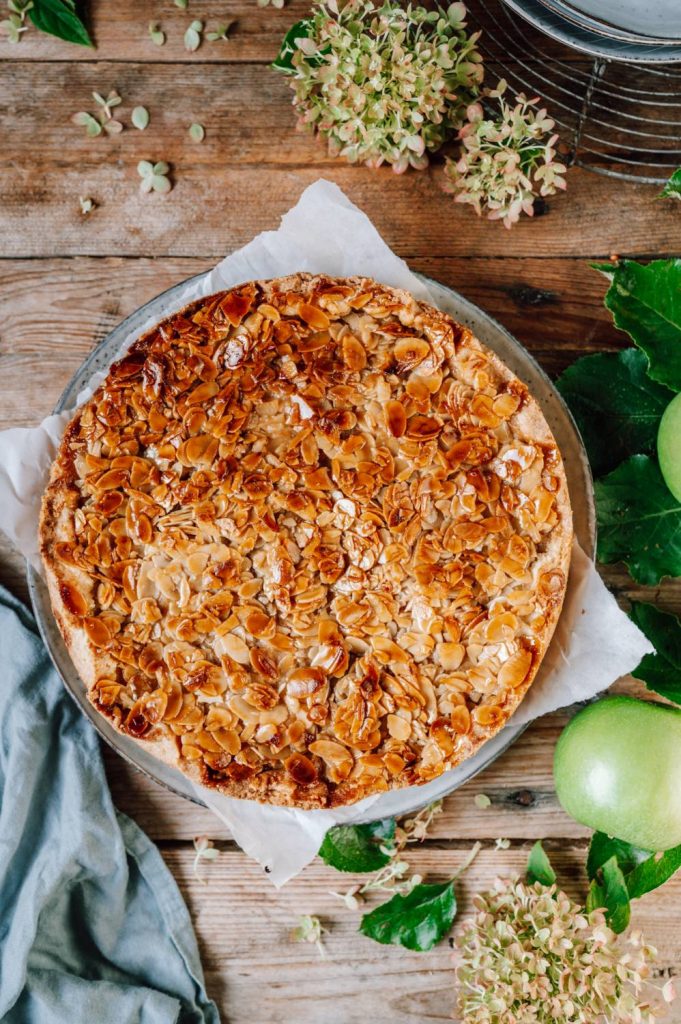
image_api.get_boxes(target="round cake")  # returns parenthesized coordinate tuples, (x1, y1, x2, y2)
(40, 274, 572, 808)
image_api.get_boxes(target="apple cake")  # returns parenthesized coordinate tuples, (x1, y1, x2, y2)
(40, 274, 572, 808)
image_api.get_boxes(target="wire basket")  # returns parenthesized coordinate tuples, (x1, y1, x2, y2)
(467, 0, 681, 184)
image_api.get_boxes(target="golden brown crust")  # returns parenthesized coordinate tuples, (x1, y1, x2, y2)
(40, 274, 572, 808)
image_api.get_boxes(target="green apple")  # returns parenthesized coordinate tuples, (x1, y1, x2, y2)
(658, 391, 681, 503)
(554, 695, 681, 851)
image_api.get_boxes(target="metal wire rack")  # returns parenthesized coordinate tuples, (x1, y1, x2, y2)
(467, 0, 681, 184)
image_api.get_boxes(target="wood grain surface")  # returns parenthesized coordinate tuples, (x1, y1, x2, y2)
(1, 0, 680, 1020)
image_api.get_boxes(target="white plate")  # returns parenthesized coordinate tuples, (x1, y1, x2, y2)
(28, 273, 595, 814)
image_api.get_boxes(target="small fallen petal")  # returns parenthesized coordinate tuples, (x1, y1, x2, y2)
(152, 173, 172, 193)
(184, 24, 201, 51)
(206, 20, 235, 41)
(192, 835, 219, 882)
(131, 106, 149, 130)
(153, 161, 169, 175)
(174, 0, 188, 6)
(137, 160, 154, 177)
(189, 122, 205, 142)
(292, 915, 326, 957)
(149, 21, 165, 45)
(103, 119, 124, 134)
(474, 793, 492, 809)
(79, 196, 95, 215)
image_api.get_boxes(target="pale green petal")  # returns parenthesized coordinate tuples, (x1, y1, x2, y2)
(152, 174, 172, 194)
(132, 106, 149, 130)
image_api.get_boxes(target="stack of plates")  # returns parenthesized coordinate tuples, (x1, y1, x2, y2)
(502, 0, 681, 62)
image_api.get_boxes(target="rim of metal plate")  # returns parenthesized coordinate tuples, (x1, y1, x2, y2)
(536, 0, 681, 46)
(475, 0, 681, 184)
(27, 271, 595, 818)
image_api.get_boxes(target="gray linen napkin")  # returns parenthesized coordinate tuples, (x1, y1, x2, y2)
(0, 585, 220, 1024)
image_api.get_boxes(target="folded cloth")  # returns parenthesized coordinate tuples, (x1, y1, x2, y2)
(0, 586, 220, 1024)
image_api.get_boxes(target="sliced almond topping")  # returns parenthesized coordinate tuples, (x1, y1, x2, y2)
(341, 334, 367, 371)
(285, 752, 318, 785)
(498, 648, 533, 690)
(299, 303, 330, 330)
(384, 399, 407, 438)
(43, 274, 569, 809)
(218, 633, 251, 665)
(387, 714, 411, 741)
(436, 642, 465, 671)
(394, 337, 429, 371)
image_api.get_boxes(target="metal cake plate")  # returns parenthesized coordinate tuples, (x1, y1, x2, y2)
(501, 0, 681, 62)
(538, 0, 681, 46)
(27, 272, 596, 816)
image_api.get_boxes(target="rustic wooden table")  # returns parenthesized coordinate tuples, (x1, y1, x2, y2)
(2, 2, 680, 1021)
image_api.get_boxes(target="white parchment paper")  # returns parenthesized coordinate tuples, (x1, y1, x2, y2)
(0, 180, 653, 886)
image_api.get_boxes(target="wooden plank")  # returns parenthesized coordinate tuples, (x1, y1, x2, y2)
(159, 845, 680, 1023)
(0, 62, 674, 259)
(0, 0, 599, 65)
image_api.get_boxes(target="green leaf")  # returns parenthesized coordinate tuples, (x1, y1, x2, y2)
(272, 19, 312, 72)
(29, 0, 93, 46)
(359, 880, 456, 951)
(593, 259, 681, 392)
(526, 840, 556, 887)
(587, 832, 650, 881)
(318, 818, 395, 873)
(625, 845, 681, 899)
(586, 831, 681, 903)
(659, 167, 681, 201)
(587, 855, 631, 933)
(271, 19, 330, 73)
(595, 454, 681, 585)
(630, 602, 681, 704)
(556, 349, 673, 477)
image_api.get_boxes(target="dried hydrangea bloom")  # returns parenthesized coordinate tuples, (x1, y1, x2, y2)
(456, 877, 669, 1024)
(40, 274, 571, 809)
(444, 79, 568, 228)
(275, 0, 484, 173)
